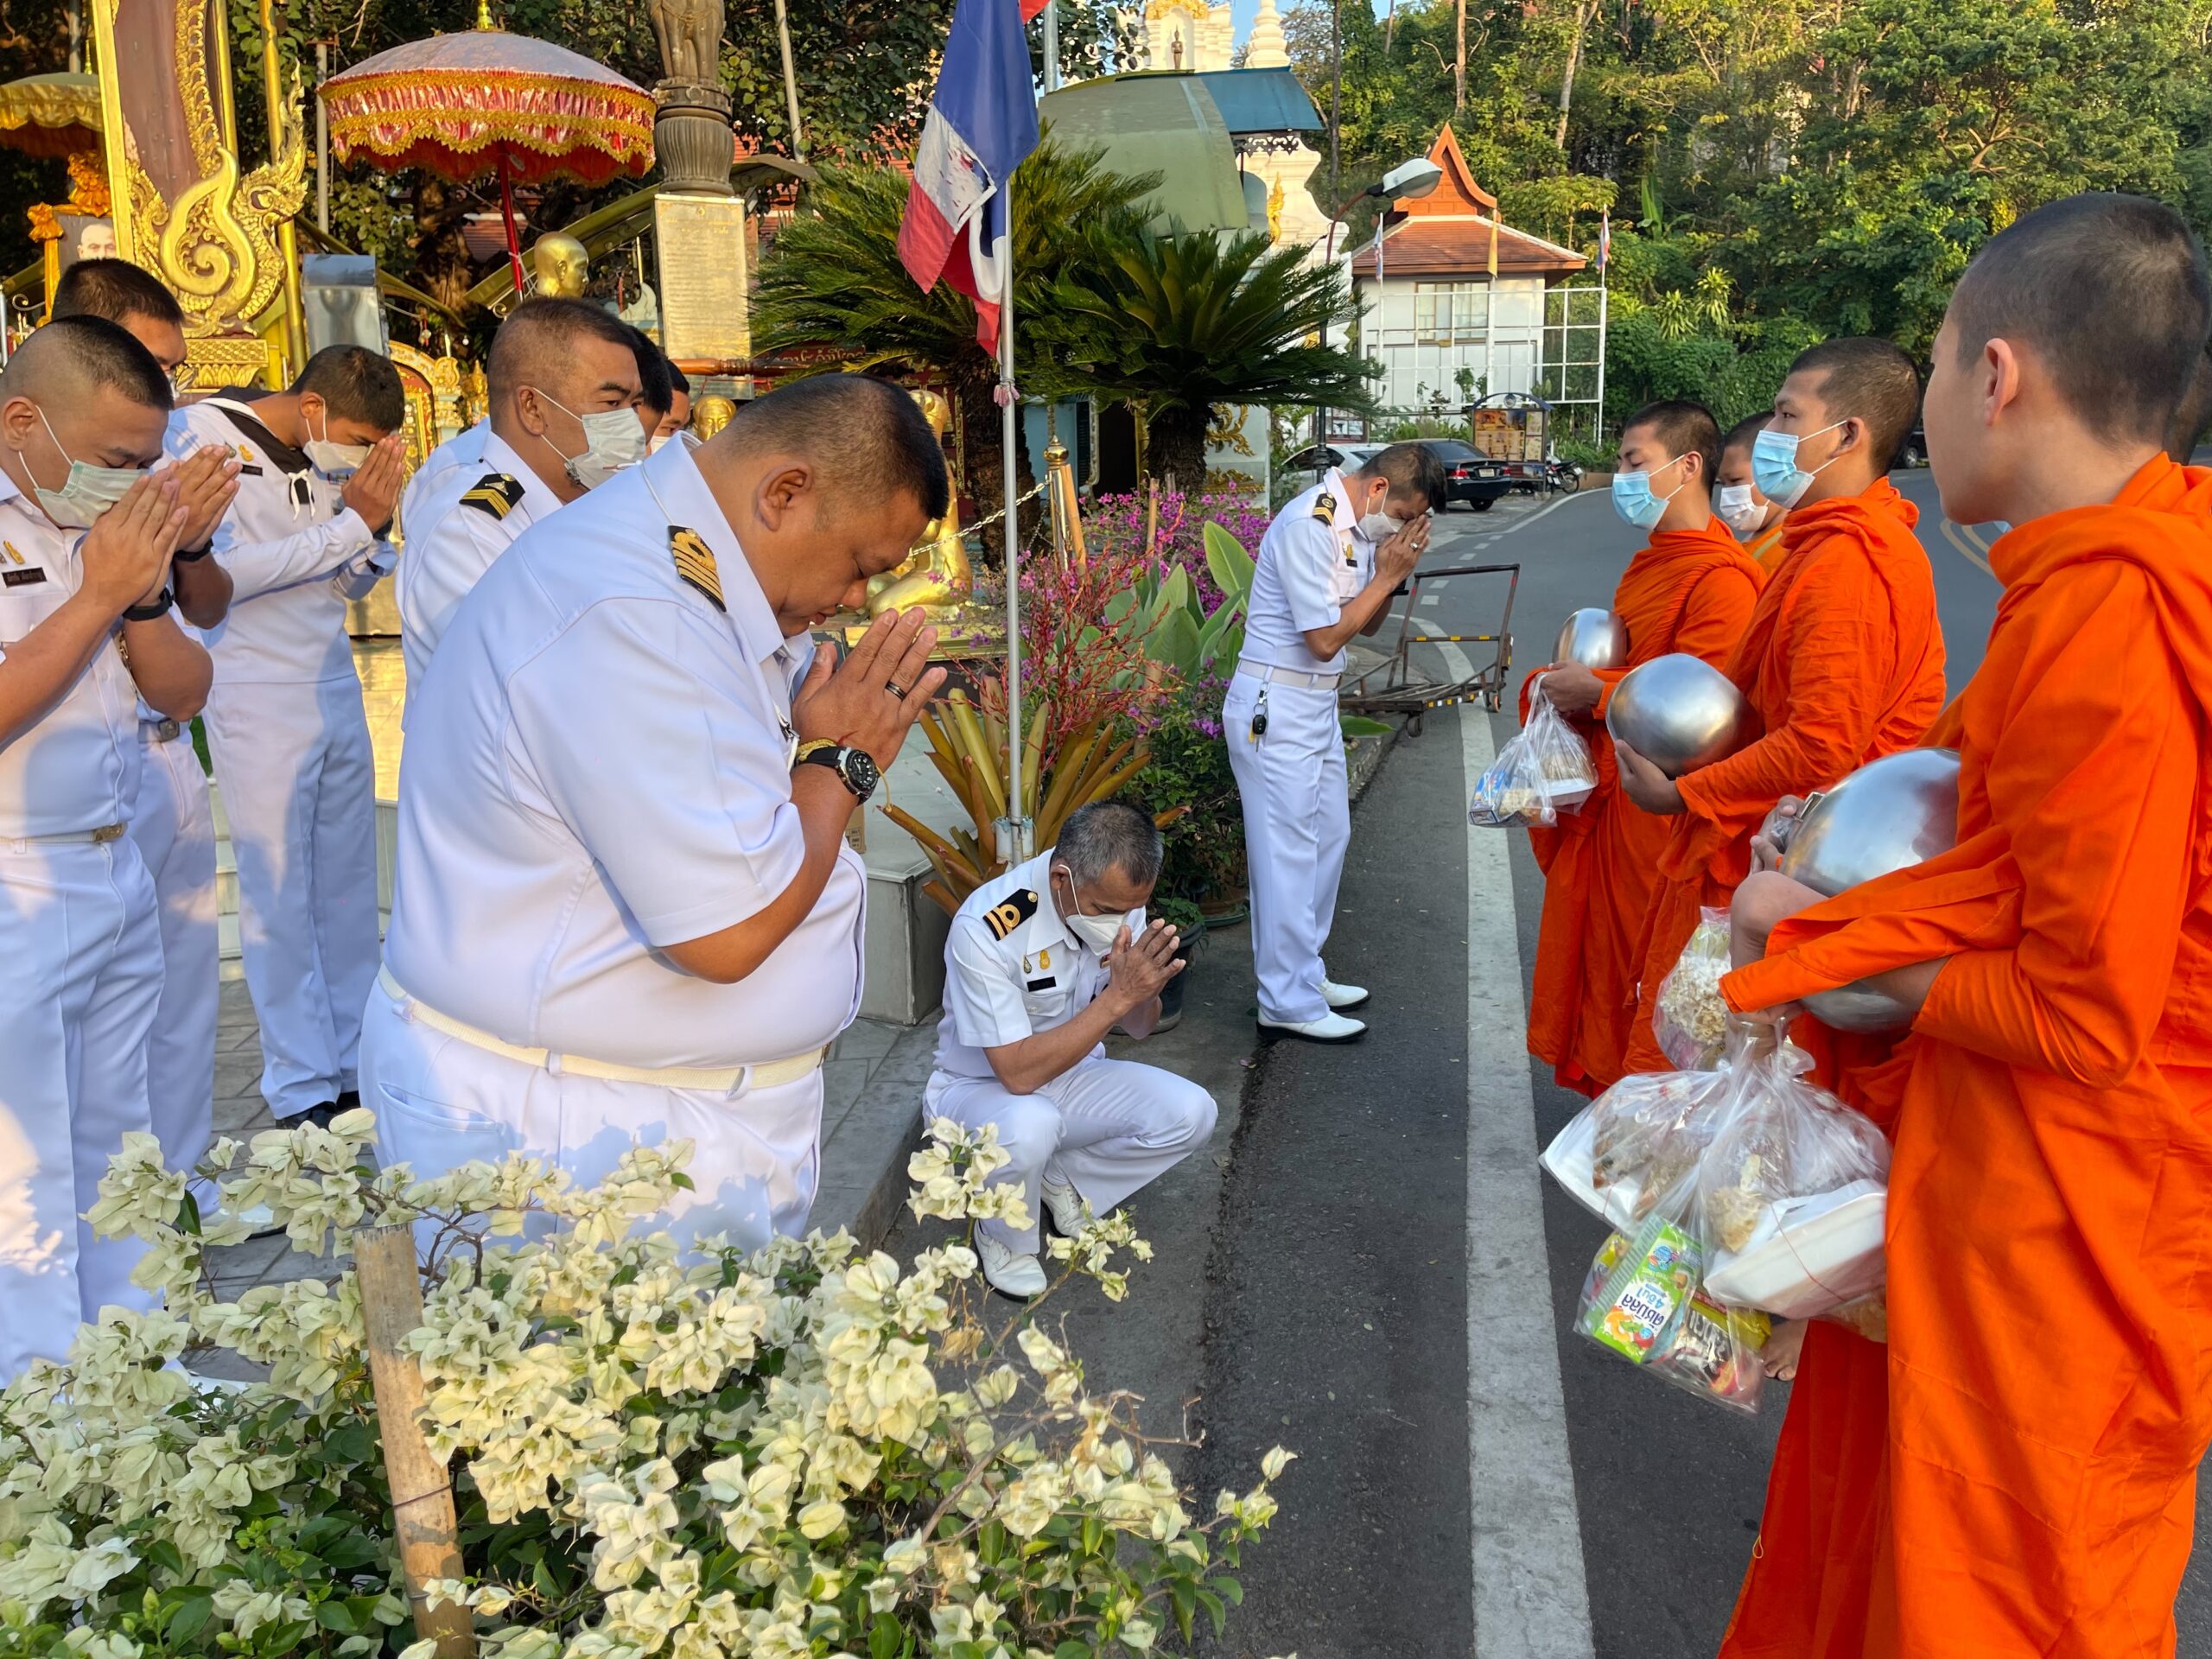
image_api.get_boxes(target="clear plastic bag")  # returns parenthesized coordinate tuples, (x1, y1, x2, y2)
(1574, 1214, 1769, 1416)
(1469, 679, 1598, 828)
(1695, 1039, 1893, 1320)
(1653, 907, 1732, 1069)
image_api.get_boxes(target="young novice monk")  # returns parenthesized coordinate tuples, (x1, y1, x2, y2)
(1524, 401, 1764, 1096)
(1719, 192, 2212, 1659)
(1613, 340, 1945, 1077)
(1715, 414, 1790, 573)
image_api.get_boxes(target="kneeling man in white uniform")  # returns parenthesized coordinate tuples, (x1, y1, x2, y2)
(926, 800, 1218, 1298)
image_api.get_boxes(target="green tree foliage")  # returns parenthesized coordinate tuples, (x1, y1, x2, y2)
(1281, 0, 2212, 426)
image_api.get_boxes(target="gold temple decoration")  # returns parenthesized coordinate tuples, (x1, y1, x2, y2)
(690, 393, 736, 438)
(529, 232, 590, 298)
(27, 152, 112, 320)
(94, 0, 307, 376)
(866, 386, 975, 618)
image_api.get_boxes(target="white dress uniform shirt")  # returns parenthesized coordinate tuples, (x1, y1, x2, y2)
(394, 428, 563, 707)
(171, 396, 390, 1119)
(924, 849, 1215, 1255)
(0, 467, 161, 1376)
(363, 439, 863, 1251)
(399, 419, 488, 531)
(1238, 469, 1376, 677)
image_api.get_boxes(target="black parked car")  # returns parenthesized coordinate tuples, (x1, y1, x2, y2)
(1415, 438, 1513, 511)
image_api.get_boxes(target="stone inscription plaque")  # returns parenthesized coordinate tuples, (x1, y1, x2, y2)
(655, 193, 751, 362)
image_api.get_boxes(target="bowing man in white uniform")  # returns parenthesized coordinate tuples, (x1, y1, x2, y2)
(176, 346, 405, 1125)
(926, 801, 1217, 1298)
(396, 299, 645, 709)
(0, 320, 234, 1374)
(51, 261, 239, 1179)
(365, 373, 951, 1251)
(1225, 442, 1439, 1043)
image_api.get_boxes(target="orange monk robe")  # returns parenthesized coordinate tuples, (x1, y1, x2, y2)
(1618, 478, 1945, 1077)
(1718, 454, 2212, 1658)
(1747, 513, 1791, 575)
(1523, 518, 1764, 1096)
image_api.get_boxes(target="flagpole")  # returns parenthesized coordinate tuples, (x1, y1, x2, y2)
(1000, 171, 1029, 861)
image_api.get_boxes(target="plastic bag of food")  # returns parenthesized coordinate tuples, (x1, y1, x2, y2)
(1469, 680, 1598, 829)
(1574, 1215, 1769, 1415)
(1696, 1039, 1893, 1320)
(1544, 1065, 1731, 1230)
(1652, 908, 1732, 1068)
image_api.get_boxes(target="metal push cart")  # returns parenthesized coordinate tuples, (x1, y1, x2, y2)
(1342, 561, 1520, 731)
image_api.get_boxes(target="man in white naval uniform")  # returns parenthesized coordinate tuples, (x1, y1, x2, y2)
(364, 374, 950, 1250)
(397, 298, 645, 707)
(926, 799, 1216, 1298)
(0, 320, 232, 1374)
(1224, 442, 1439, 1042)
(54, 261, 242, 1177)
(175, 346, 406, 1124)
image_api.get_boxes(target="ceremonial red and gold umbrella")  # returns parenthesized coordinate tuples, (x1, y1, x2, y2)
(319, 6, 654, 290)
(0, 73, 102, 160)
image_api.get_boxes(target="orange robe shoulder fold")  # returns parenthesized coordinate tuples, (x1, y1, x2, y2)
(1719, 455, 2212, 1658)
(1523, 518, 1764, 1096)
(1618, 478, 1945, 1077)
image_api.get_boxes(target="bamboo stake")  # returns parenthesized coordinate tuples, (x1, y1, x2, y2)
(355, 1225, 472, 1659)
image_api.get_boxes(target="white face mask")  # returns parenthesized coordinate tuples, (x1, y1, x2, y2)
(533, 389, 647, 490)
(1715, 483, 1766, 539)
(28, 404, 140, 530)
(1055, 865, 1141, 956)
(303, 405, 372, 480)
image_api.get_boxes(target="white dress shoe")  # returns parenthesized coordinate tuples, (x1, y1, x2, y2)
(976, 1231, 1048, 1298)
(1039, 1171, 1089, 1237)
(1320, 978, 1370, 1010)
(1257, 1010, 1368, 1043)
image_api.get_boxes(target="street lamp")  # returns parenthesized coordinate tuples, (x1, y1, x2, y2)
(1316, 156, 1444, 449)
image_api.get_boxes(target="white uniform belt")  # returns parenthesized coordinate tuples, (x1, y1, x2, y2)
(5, 823, 126, 845)
(139, 717, 185, 743)
(377, 965, 826, 1090)
(1237, 664, 1342, 691)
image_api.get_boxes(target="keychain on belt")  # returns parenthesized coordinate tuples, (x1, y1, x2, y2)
(1249, 684, 1269, 743)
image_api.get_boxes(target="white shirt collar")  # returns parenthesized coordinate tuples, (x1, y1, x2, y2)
(480, 427, 564, 524)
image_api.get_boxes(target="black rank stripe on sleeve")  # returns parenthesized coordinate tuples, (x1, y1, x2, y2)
(461, 473, 524, 520)
(669, 526, 724, 611)
(984, 888, 1041, 940)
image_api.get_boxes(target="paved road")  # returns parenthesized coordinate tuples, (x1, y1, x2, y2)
(888, 477, 2212, 1657)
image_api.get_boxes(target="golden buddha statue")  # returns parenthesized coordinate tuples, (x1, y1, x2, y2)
(866, 385, 974, 617)
(690, 394, 736, 438)
(529, 233, 590, 300)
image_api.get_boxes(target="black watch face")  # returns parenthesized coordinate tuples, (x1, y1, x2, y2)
(842, 749, 881, 793)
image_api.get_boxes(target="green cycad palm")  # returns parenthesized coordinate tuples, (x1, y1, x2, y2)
(1052, 219, 1377, 491)
(753, 139, 1157, 552)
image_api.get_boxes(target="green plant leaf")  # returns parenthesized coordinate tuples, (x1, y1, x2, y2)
(1339, 715, 1395, 738)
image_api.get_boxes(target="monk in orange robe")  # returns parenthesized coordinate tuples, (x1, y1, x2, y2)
(1716, 413, 1792, 574)
(1718, 192, 2212, 1658)
(1522, 400, 1764, 1096)
(1612, 338, 1947, 1077)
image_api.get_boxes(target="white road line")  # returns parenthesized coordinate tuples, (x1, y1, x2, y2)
(1440, 641, 1597, 1659)
(1484, 488, 1598, 543)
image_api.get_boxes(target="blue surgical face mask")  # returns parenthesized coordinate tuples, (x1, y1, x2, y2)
(1751, 418, 1850, 512)
(1610, 453, 1688, 531)
(29, 404, 140, 530)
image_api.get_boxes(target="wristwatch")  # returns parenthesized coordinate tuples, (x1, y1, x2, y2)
(171, 542, 213, 563)
(794, 739, 880, 803)
(121, 588, 175, 623)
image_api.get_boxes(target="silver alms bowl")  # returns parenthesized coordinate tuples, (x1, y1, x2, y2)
(1779, 748, 1962, 898)
(1605, 653, 1751, 777)
(1780, 747, 1962, 1032)
(1554, 607, 1629, 671)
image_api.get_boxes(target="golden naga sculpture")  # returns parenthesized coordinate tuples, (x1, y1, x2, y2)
(867, 385, 973, 617)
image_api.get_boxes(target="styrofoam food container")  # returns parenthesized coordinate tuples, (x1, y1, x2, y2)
(1705, 1180, 1886, 1319)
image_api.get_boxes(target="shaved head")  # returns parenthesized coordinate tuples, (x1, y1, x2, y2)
(1722, 412, 1769, 457)
(1950, 194, 2210, 448)
(721, 373, 949, 522)
(1786, 338, 1922, 469)
(1623, 398, 1721, 479)
(2169, 346, 2212, 465)
(488, 298, 640, 404)
(2, 314, 173, 412)
(0, 315, 173, 485)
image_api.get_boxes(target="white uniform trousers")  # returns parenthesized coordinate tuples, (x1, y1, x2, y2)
(922, 1057, 1217, 1254)
(1222, 675, 1350, 1024)
(204, 676, 382, 1118)
(360, 979, 825, 1255)
(126, 724, 219, 1177)
(0, 835, 159, 1377)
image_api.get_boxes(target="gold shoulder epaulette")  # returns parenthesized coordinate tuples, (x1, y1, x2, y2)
(1311, 493, 1339, 526)
(670, 525, 724, 611)
(460, 473, 524, 520)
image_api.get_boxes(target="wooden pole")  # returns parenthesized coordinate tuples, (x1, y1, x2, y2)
(356, 1224, 473, 1659)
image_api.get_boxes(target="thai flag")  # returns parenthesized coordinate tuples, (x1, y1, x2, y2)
(899, 0, 1041, 353)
